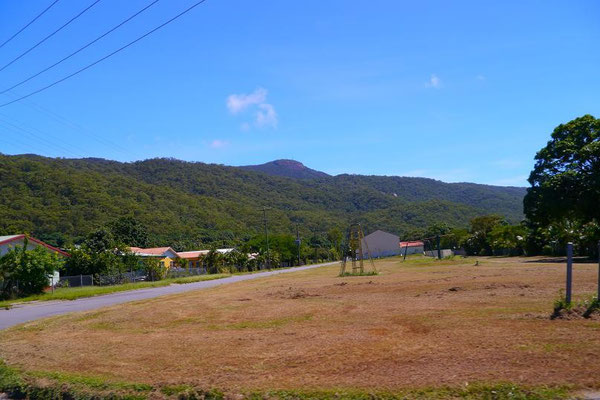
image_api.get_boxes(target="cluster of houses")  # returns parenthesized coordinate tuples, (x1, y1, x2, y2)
(1, 231, 434, 264)
(128, 246, 239, 269)
(1, 231, 445, 287)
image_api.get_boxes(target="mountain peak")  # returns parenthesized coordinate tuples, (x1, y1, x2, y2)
(239, 159, 330, 179)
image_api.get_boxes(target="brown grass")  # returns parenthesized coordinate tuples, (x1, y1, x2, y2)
(1, 256, 599, 392)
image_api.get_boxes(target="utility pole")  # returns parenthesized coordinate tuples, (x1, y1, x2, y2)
(295, 224, 301, 266)
(262, 207, 270, 270)
(566, 242, 573, 305)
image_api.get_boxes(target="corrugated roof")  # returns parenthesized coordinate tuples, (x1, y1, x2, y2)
(129, 247, 177, 257)
(177, 249, 234, 259)
(399, 241, 425, 247)
(0, 234, 23, 243)
(0, 234, 69, 256)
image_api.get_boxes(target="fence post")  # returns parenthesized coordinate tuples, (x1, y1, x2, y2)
(436, 235, 441, 260)
(91, 275, 94, 286)
(566, 242, 573, 305)
(80, 274, 83, 287)
(597, 240, 600, 300)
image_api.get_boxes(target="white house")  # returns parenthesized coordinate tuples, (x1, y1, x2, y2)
(361, 230, 401, 258)
(0, 235, 69, 286)
(0, 234, 69, 257)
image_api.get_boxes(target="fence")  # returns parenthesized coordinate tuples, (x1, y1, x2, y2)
(58, 274, 94, 287)
(424, 249, 454, 258)
(166, 267, 206, 278)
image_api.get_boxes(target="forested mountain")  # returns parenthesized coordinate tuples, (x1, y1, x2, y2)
(0, 154, 526, 248)
(240, 159, 330, 179)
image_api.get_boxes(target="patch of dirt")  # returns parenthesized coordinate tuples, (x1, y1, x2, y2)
(267, 286, 320, 299)
(551, 306, 588, 320)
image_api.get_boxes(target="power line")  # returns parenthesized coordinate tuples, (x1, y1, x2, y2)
(0, 110, 88, 156)
(0, 116, 83, 158)
(0, 0, 102, 73)
(1, 0, 161, 95)
(0, 0, 61, 50)
(0, 89, 135, 157)
(0, 0, 208, 108)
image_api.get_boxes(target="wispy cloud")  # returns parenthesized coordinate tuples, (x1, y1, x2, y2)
(256, 103, 277, 128)
(425, 74, 441, 89)
(226, 88, 267, 114)
(476, 74, 486, 81)
(226, 88, 278, 129)
(209, 139, 228, 149)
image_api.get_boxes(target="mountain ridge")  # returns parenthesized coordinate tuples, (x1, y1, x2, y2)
(0, 154, 526, 247)
(239, 159, 331, 179)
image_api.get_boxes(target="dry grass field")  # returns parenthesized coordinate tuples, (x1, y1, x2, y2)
(1, 256, 600, 398)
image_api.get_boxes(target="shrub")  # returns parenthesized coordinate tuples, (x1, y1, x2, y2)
(0, 239, 64, 299)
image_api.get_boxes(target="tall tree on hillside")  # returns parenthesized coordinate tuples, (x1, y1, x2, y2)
(108, 216, 150, 247)
(524, 115, 600, 254)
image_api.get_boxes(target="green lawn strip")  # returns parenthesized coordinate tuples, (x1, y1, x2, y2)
(0, 360, 574, 400)
(0, 274, 232, 307)
(255, 384, 571, 400)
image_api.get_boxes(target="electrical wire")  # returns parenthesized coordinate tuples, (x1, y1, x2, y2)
(0, 0, 207, 108)
(0, 0, 61, 50)
(0, 0, 160, 95)
(0, 0, 102, 73)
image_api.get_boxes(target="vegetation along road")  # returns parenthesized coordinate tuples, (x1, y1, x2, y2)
(0, 262, 336, 330)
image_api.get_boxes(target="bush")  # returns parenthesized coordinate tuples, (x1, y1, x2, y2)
(0, 240, 64, 299)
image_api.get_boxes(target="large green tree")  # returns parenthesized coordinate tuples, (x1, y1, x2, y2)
(524, 115, 600, 254)
(0, 239, 64, 299)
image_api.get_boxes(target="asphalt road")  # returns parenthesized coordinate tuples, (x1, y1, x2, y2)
(0, 262, 337, 330)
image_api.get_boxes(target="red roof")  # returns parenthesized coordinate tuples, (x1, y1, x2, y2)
(129, 247, 177, 257)
(177, 250, 209, 259)
(0, 234, 70, 257)
(399, 241, 425, 247)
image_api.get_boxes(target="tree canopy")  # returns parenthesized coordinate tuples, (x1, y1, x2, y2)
(524, 115, 600, 255)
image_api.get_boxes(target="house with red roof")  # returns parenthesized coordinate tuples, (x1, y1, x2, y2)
(176, 248, 234, 270)
(129, 246, 179, 269)
(0, 234, 69, 257)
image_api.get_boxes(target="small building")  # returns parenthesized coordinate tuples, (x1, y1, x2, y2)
(0, 234, 69, 257)
(0, 234, 68, 286)
(129, 247, 179, 268)
(361, 230, 401, 258)
(176, 248, 234, 269)
(399, 240, 425, 255)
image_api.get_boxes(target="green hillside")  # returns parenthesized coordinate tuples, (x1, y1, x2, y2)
(0, 154, 525, 248)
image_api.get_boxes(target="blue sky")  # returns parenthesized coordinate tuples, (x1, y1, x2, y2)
(0, 0, 598, 186)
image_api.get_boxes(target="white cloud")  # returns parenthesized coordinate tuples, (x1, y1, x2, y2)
(426, 74, 441, 88)
(209, 139, 228, 149)
(226, 88, 267, 114)
(226, 88, 277, 129)
(476, 74, 486, 81)
(256, 103, 278, 128)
